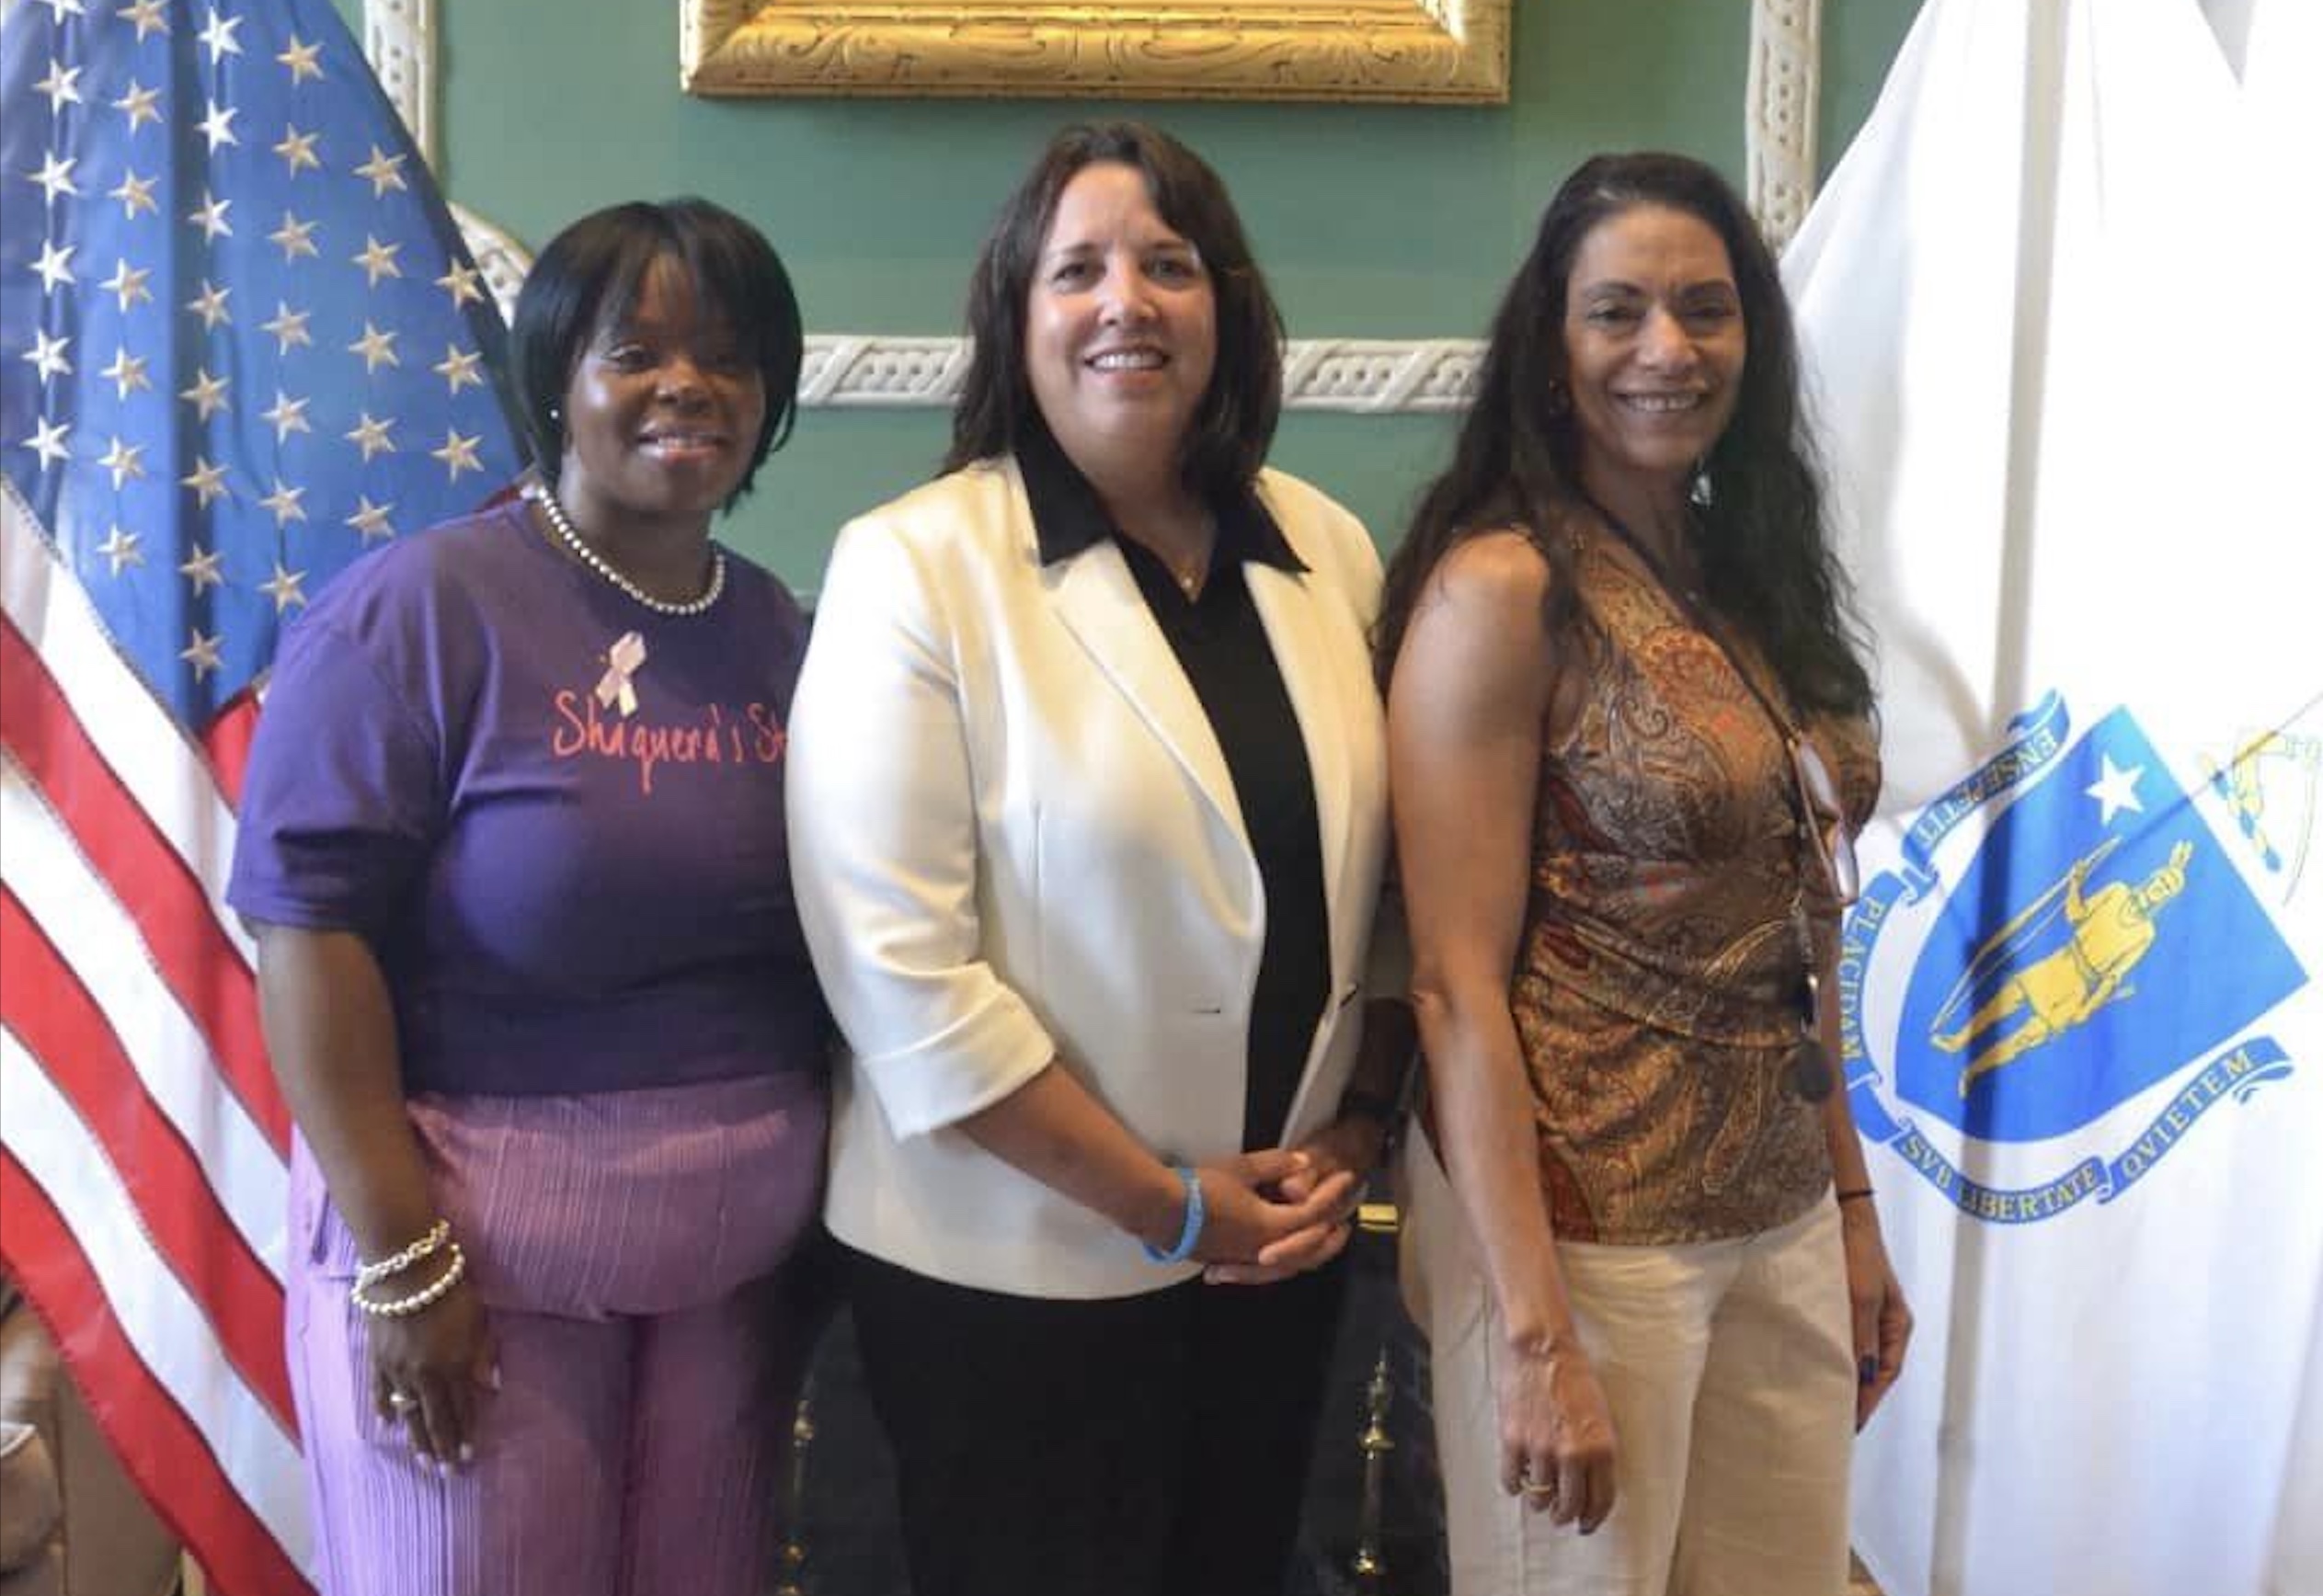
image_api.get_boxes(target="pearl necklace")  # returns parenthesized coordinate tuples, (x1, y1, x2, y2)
(525, 481, 726, 617)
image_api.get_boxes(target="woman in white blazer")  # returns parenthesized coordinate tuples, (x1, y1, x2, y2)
(786, 122, 1410, 1596)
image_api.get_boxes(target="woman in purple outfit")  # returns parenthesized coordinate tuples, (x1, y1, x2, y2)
(227, 199, 827, 1596)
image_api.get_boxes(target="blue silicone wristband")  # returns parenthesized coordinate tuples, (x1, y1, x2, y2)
(1141, 1163, 1206, 1264)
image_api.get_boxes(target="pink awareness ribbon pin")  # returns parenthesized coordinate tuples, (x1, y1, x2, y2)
(596, 630, 647, 717)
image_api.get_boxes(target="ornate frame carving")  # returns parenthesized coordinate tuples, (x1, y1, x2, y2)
(677, 0, 1510, 103)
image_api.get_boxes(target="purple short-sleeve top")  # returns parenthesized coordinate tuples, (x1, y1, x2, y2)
(227, 496, 827, 1096)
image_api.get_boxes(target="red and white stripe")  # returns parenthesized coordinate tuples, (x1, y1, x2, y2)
(0, 480, 315, 1595)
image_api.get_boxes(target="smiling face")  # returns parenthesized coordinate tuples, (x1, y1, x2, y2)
(1560, 203, 1746, 508)
(557, 253, 765, 535)
(1024, 161, 1218, 487)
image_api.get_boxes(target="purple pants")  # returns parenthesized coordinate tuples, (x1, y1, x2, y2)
(286, 1072, 826, 1596)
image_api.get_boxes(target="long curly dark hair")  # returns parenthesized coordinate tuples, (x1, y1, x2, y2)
(1375, 153, 1872, 720)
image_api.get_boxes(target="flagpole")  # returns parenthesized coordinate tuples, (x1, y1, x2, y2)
(1926, 2, 2072, 1591)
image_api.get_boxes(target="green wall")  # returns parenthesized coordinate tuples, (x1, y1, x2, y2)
(394, 0, 1920, 589)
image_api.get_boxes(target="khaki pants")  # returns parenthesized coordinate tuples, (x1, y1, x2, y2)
(1402, 1134, 1855, 1596)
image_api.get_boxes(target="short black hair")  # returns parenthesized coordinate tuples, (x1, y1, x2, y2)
(944, 122, 1282, 502)
(510, 198, 804, 504)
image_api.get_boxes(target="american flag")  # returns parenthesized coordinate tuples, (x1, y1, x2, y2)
(0, 0, 525, 1589)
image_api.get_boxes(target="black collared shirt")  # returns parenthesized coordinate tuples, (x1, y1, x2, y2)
(1019, 430, 1330, 1151)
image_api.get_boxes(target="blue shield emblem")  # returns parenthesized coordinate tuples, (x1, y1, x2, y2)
(1893, 708, 2303, 1142)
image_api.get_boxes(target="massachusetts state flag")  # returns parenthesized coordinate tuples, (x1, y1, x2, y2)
(1785, 1, 2323, 1592)
(0, 0, 525, 1590)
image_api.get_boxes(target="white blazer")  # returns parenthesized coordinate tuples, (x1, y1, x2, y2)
(786, 457, 1390, 1299)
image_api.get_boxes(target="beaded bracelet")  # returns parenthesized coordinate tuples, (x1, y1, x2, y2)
(1141, 1165, 1207, 1265)
(353, 1218, 452, 1291)
(350, 1244, 466, 1318)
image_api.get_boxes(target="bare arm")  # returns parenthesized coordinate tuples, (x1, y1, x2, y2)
(256, 926, 433, 1254)
(1389, 531, 1615, 1532)
(254, 924, 494, 1465)
(1815, 932, 1879, 1204)
(1815, 945, 1912, 1427)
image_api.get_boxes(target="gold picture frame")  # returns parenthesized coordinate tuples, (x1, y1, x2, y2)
(680, 0, 1510, 103)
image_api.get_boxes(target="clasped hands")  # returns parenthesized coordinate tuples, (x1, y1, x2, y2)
(1194, 1112, 1384, 1286)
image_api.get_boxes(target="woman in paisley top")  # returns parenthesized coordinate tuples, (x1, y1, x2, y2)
(1379, 153, 1911, 1596)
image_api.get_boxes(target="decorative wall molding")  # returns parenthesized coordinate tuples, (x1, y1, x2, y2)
(365, 0, 438, 166)
(1280, 338, 1482, 414)
(795, 336, 969, 409)
(796, 336, 1487, 412)
(370, 1, 1821, 414)
(1746, 0, 1823, 249)
(449, 205, 531, 325)
(680, 0, 1509, 104)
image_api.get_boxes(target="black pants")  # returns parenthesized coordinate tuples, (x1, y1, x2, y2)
(845, 1247, 1349, 1596)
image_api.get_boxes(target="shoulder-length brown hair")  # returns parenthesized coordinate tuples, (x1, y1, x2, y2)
(944, 122, 1283, 502)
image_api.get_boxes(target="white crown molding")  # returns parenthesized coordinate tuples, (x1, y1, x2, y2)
(421, 225, 1491, 412)
(1282, 338, 1483, 413)
(795, 336, 1488, 412)
(367, 1, 1820, 415)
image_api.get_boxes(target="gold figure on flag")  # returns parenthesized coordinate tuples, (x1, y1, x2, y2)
(1930, 839, 2195, 1091)
(2203, 727, 2320, 900)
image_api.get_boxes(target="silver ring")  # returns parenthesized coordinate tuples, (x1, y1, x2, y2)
(386, 1390, 418, 1412)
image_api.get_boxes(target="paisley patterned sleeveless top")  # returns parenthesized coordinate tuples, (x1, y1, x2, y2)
(1515, 532, 1880, 1245)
